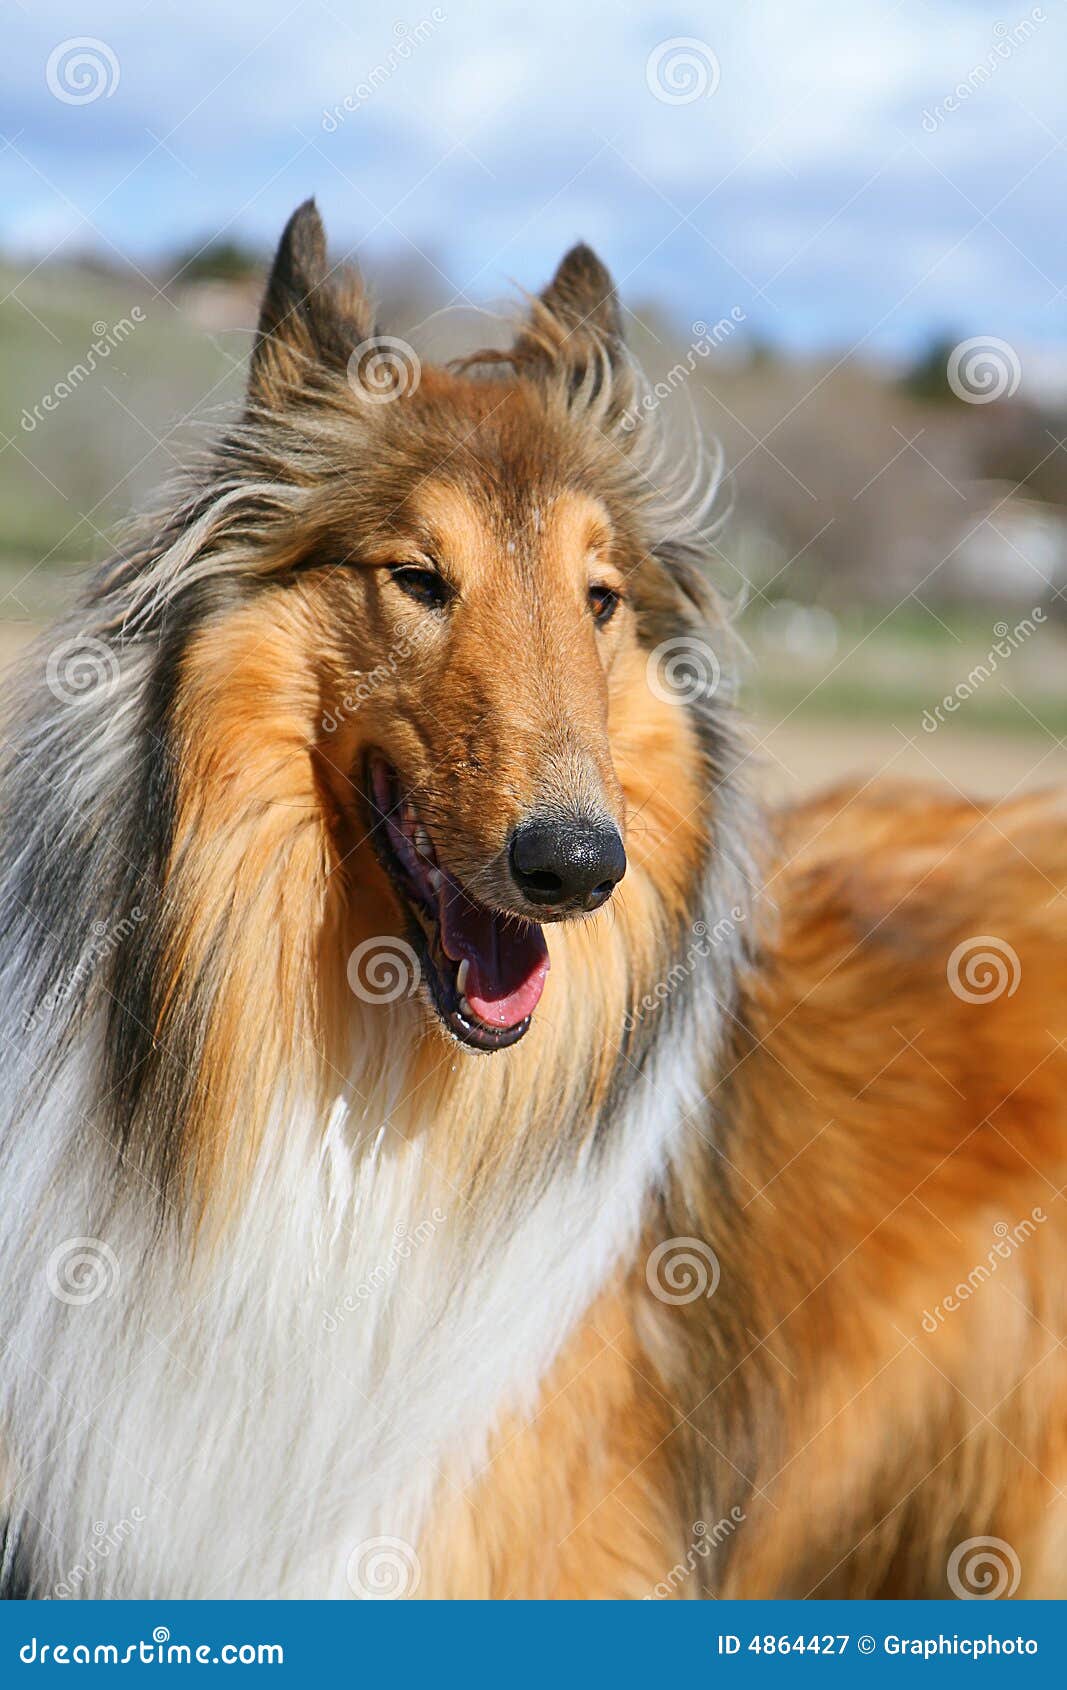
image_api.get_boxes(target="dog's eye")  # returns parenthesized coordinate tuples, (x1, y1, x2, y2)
(389, 565, 451, 610)
(589, 584, 620, 626)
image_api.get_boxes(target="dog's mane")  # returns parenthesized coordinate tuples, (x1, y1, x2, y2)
(0, 262, 752, 1234)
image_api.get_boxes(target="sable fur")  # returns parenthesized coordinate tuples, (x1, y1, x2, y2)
(422, 788, 1067, 1599)
(0, 202, 1064, 1599)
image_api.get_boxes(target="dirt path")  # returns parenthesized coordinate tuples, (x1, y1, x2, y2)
(753, 715, 1067, 802)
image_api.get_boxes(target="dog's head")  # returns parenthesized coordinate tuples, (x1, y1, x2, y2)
(152, 200, 736, 1065)
(88, 199, 746, 1205)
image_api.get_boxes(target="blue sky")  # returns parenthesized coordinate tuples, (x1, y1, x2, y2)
(3, 0, 1065, 355)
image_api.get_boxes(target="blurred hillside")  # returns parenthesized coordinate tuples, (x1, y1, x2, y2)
(2, 248, 1066, 789)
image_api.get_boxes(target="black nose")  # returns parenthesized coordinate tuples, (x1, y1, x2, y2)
(509, 815, 626, 912)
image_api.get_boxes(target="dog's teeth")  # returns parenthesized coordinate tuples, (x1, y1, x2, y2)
(459, 993, 475, 1021)
(429, 868, 443, 893)
(456, 958, 469, 994)
(415, 825, 432, 860)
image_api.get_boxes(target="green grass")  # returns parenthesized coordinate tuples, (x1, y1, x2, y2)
(741, 602, 1067, 738)
(746, 671, 1067, 737)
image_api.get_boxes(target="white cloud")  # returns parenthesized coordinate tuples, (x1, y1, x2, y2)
(2, 0, 1063, 350)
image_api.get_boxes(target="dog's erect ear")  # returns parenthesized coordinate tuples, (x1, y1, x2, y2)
(539, 243, 624, 346)
(514, 244, 632, 417)
(248, 199, 376, 406)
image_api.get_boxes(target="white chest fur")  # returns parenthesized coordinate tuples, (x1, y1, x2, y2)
(0, 1024, 697, 1598)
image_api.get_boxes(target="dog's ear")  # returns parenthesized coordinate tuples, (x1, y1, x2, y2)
(515, 244, 632, 416)
(538, 243, 624, 345)
(248, 199, 375, 406)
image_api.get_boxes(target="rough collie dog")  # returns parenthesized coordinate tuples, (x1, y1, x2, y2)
(1, 201, 1065, 1601)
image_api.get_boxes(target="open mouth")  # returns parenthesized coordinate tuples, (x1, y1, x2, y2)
(364, 755, 550, 1052)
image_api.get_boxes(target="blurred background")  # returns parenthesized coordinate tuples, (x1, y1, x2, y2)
(2, 0, 1065, 800)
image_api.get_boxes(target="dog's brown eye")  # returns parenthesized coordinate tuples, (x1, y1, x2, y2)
(389, 566, 451, 610)
(589, 584, 620, 626)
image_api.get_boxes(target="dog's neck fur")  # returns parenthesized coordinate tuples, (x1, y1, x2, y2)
(0, 844, 743, 1595)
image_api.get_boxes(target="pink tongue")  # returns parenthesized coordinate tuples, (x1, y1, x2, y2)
(438, 874, 549, 1029)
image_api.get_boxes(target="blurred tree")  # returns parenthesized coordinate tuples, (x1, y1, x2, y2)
(974, 407, 1067, 509)
(171, 239, 264, 283)
(898, 333, 963, 404)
